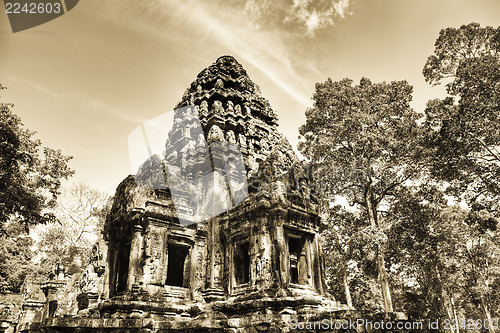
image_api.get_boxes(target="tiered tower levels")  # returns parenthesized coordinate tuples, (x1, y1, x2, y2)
(164, 55, 287, 180)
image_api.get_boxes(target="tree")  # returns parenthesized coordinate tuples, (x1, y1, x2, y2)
(423, 22, 499, 88)
(422, 23, 500, 198)
(299, 78, 423, 313)
(423, 59, 500, 203)
(53, 183, 110, 246)
(322, 205, 389, 312)
(0, 84, 74, 234)
(383, 180, 500, 332)
(459, 204, 500, 329)
(386, 186, 459, 326)
(0, 84, 74, 292)
(322, 206, 358, 309)
(31, 183, 111, 281)
(421, 23, 500, 328)
(0, 218, 33, 293)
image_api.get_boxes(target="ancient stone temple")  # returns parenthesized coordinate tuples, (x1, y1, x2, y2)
(18, 56, 351, 332)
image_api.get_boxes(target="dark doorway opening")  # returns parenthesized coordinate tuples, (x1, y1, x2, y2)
(234, 242, 250, 285)
(288, 236, 307, 284)
(166, 244, 189, 287)
(116, 243, 131, 293)
(48, 300, 58, 317)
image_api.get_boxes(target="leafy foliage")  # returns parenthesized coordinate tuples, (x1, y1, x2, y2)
(422, 24, 500, 204)
(421, 23, 500, 253)
(322, 206, 386, 311)
(423, 22, 499, 88)
(0, 85, 74, 234)
(299, 78, 422, 209)
(0, 219, 33, 293)
(386, 186, 455, 320)
(302, 23, 500, 322)
(386, 22, 500, 323)
(31, 183, 111, 282)
(0, 84, 74, 292)
(299, 78, 424, 312)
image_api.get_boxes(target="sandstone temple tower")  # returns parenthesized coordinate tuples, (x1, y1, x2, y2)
(18, 56, 349, 333)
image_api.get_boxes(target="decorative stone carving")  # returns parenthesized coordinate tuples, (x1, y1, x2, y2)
(215, 78, 224, 89)
(234, 104, 242, 115)
(213, 249, 222, 286)
(248, 139, 254, 151)
(212, 100, 224, 114)
(193, 105, 200, 118)
(181, 139, 195, 153)
(238, 134, 247, 149)
(90, 243, 105, 276)
(197, 133, 205, 147)
(244, 105, 251, 116)
(247, 123, 256, 136)
(260, 138, 269, 152)
(149, 230, 163, 284)
(207, 125, 225, 142)
(226, 130, 236, 143)
(166, 151, 177, 164)
(200, 100, 209, 116)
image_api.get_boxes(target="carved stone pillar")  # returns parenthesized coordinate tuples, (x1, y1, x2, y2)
(313, 233, 325, 295)
(203, 217, 224, 302)
(41, 281, 65, 319)
(275, 224, 288, 289)
(126, 224, 143, 292)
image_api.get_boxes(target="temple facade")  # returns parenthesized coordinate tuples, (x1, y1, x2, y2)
(16, 56, 351, 333)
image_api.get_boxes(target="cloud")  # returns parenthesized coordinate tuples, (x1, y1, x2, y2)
(247, 0, 352, 36)
(194, 0, 313, 106)
(97, 0, 353, 113)
(10, 77, 143, 124)
(305, 10, 321, 34)
(334, 0, 350, 18)
(107, 0, 316, 108)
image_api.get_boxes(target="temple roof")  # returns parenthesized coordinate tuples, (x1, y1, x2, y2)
(110, 55, 314, 228)
(176, 55, 278, 125)
(165, 55, 294, 178)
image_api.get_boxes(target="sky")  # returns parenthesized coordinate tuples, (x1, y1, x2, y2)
(1, 0, 499, 194)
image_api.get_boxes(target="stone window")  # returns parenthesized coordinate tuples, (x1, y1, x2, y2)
(288, 234, 309, 285)
(234, 242, 250, 285)
(166, 244, 189, 287)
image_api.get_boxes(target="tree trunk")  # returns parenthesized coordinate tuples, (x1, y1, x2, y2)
(450, 294, 460, 333)
(479, 294, 496, 333)
(332, 227, 353, 309)
(342, 268, 353, 308)
(439, 286, 455, 333)
(365, 189, 393, 313)
(435, 270, 455, 333)
(376, 247, 393, 313)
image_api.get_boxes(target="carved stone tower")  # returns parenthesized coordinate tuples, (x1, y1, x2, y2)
(21, 56, 350, 333)
(102, 55, 344, 331)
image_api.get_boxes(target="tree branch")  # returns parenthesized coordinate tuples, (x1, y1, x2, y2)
(474, 137, 500, 162)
